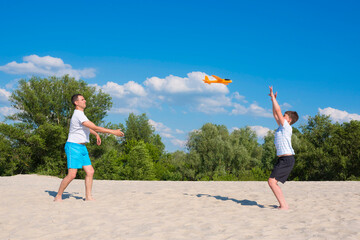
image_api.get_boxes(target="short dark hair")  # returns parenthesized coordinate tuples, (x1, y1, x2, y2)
(285, 111, 299, 125)
(71, 94, 83, 106)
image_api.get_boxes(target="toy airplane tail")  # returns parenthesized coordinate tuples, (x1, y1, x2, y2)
(203, 75, 211, 84)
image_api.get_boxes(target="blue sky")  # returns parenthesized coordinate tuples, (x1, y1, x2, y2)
(1, 0, 360, 151)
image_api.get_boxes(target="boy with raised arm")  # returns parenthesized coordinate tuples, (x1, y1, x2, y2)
(54, 94, 124, 202)
(268, 86, 299, 210)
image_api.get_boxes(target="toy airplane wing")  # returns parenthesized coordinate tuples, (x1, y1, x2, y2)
(212, 75, 223, 81)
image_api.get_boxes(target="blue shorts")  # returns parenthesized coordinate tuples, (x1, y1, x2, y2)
(65, 142, 91, 169)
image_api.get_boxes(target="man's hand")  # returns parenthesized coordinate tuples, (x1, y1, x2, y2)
(96, 134, 101, 146)
(113, 129, 124, 137)
(90, 128, 102, 145)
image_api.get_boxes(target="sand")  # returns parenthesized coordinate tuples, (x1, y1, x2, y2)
(0, 174, 359, 240)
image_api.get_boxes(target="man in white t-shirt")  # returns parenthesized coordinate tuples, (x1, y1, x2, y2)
(54, 94, 124, 201)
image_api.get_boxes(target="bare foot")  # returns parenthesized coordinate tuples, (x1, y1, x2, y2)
(54, 196, 62, 202)
(278, 206, 289, 210)
(85, 196, 95, 201)
(272, 205, 289, 210)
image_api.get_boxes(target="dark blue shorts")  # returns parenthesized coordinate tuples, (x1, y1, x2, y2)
(270, 155, 295, 183)
(65, 142, 91, 169)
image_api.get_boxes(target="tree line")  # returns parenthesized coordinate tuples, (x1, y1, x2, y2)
(0, 76, 359, 181)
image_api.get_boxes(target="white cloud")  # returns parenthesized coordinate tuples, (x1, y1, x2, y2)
(144, 72, 236, 115)
(0, 55, 96, 80)
(144, 72, 229, 95)
(93, 81, 146, 99)
(125, 81, 147, 96)
(175, 129, 184, 134)
(110, 107, 139, 115)
(93, 81, 151, 114)
(149, 119, 186, 148)
(319, 107, 360, 123)
(196, 95, 232, 114)
(302, 115, 310, 121)
(95, 72, 233, 115)
(0, 88, 11, 103)
(171, 138, 187, 147)
(0, 106, 18, 116)
(145, 75, 191, 93)
(148, 119, 172, 134)
(248, 103, 273, 117)
(249, 125, 272, 138)
(281, 102, 292, 109)
(232, 92, 247, 103)
(161, 132, 175, 139)
(231, 103, 248, 115)
(5, 79, 20, 90)
(24, 55, 65, 68)
(231, 102, 272, 118)
(94, 72, 272, 118)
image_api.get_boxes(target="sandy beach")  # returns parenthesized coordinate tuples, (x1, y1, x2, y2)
(0, 174, 359, 240)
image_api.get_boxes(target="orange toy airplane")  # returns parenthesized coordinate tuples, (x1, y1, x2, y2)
(203, 75, 232, 85)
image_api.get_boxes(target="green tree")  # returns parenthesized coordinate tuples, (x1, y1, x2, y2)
(123, 113, 164, 156)
(153, 152, 183, 181)
(185, 123, 265, 180)
(125, 113, 154, 143)
(261, 131, 276, 171)
(229, 127, 262, 174)
(335, 121, 360, 179)
(166, 150, 200, 181)
(187, 123, 231, 179)
(0, 123, 33, 175)
(8, 75, 111, 127)
(293, 114, 360, 180)
(123, 141, 155, 180)
(93, 149, 124, 180)
(301, 114, 333, 148)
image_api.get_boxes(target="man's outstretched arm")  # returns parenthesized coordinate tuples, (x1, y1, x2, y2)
(82, 121, 124, 137)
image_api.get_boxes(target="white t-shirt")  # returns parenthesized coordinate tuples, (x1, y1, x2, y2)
(274, 120, 295, 156)
(67, 110, 91, 143)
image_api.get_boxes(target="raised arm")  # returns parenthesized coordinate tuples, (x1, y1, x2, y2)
(269, 86, 285, 126)
(82, 121, 124, 137)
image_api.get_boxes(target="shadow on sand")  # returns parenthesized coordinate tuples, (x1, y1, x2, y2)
(45, 190, 84, 200)
(186, 193, 277, 209)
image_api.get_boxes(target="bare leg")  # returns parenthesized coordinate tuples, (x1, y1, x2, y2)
(83, 165, 95, 201)
(54, 169, 78, 202)
(268, 178, 289, 210)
